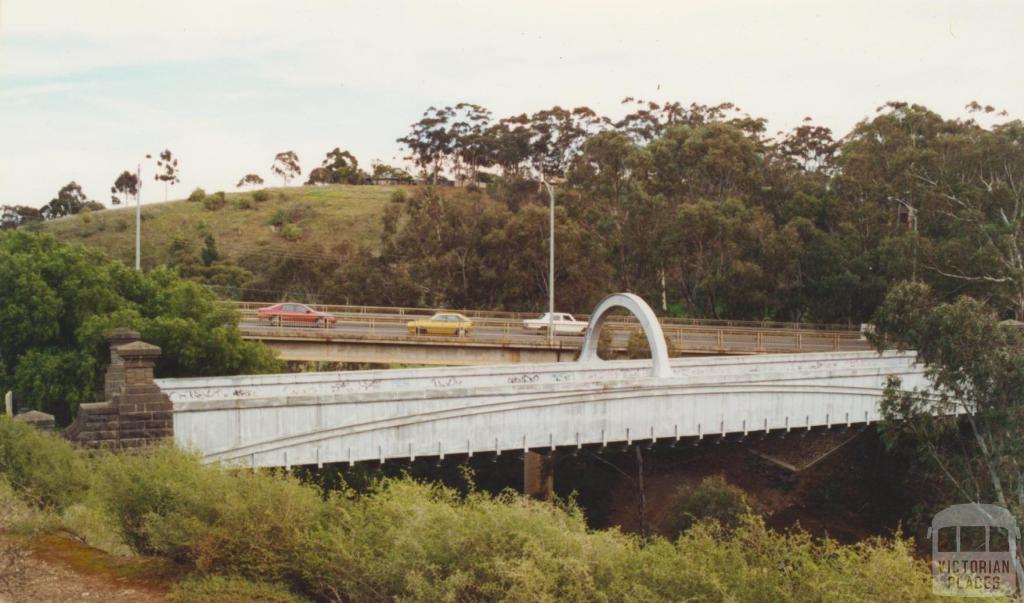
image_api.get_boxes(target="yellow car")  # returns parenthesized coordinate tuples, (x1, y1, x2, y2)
(407, 312, 474, 336)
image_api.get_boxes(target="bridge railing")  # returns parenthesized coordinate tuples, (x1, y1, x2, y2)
(229, 300, 861, 332)
(237, 311, 868, 354)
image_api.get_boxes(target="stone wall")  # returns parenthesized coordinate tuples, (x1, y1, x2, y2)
(65, 330, 173, 449)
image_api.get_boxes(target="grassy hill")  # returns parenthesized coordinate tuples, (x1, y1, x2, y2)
(38, 185, 402, 268)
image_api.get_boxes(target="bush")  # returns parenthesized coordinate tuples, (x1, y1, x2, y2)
(203, 192, 226, 211)
(389, 190, 407, 204)
(235, 197, 254, 210)
(0, 416, 88, 511)
(92, 445, 324, 581)
(114, 218, 129, 232)
(268, 209, 287, 227)
(252, 190, 271, 203)
(0, 435, 938, 602)
(0, 476, 51, 533)
(188, 188, 207, 203)
(281, 224, 302, 241)
(664, 474, 751, 537)
(170, 575, 305, 603)
(298, 479, 615, 601)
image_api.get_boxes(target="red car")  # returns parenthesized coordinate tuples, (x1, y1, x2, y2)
(257, 303, 336, 328)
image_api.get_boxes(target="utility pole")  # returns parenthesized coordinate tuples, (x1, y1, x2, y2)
(540, 176, 556, 344)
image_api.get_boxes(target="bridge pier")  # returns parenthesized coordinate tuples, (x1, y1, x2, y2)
(523, 451, 554, 499)
(65, 329, 174, 449)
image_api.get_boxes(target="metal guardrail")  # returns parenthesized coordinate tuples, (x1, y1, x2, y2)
(229, 300, 861, 332)
(238, 311, 869, 354)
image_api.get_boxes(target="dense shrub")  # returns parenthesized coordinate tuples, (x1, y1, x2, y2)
(664, 474, 751, 537)
(281, 224, 302, 241)
(0, 435, 942, 602)
(389, 190, 407, 204)
(0, 416, 87, 510)
(235, 197, 254, 210)
(202, 192, 226, 211)
(188, 188, 206, 203)
(268, 209, 287, 227)
(169, 575, 305, 603)
(0, 232, 281, 423)
(252, 189, 271, 203)
(92, 445, 324, 581)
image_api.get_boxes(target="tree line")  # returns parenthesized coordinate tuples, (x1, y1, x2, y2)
(1, 146, 410, 230)
(239, 99, 1022, 325)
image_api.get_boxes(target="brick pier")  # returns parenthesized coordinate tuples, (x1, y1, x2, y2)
(65, 329, 173, 448)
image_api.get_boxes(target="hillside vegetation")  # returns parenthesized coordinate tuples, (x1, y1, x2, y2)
(39, 185, 398, 270)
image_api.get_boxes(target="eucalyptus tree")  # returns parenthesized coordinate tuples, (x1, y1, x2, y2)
(111, 170, 140, 206)
(154, 149, 180, 201)
(236, 173, 264, 188)
(271, 151, 302, 186)
(42, 182, 92, 219)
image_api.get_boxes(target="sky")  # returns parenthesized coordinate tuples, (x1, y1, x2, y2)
(1, 0, 1021, 208)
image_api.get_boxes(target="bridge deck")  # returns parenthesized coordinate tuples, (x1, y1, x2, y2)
(239, 316, 870, 365)
(160, 350, 925, 469)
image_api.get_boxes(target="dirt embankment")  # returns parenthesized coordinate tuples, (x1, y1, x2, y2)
(0, 533, 175, 603)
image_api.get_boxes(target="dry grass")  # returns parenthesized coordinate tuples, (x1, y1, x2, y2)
(37, 184, 405, 268)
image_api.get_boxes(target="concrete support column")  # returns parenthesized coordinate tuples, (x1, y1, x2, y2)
(523, 451, 554, 499)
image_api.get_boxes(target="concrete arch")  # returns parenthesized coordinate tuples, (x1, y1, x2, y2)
(578, 293, 672, 378)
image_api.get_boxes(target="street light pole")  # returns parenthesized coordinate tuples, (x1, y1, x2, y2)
(135, 162, 142, 271)
(540, 176, 556, 344)
(889, 196, 918, 281)
(135, 154, 152, 271)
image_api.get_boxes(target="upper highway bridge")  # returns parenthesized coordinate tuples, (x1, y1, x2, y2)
(232, 301, 870, 365)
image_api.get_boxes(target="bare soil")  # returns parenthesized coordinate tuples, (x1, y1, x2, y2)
(0, 533, 176, 603)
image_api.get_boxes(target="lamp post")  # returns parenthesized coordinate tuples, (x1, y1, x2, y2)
(889, 196, 918, 281)
(539, 175, 556, 344)
(135, 154, 152, 271)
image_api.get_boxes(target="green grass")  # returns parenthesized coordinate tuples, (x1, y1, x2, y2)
(38, 185, 404, 268)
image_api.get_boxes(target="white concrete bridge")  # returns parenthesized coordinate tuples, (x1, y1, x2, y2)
(156, 294, 928, 470)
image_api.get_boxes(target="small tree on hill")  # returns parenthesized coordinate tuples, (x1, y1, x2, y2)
(155, 149, 180, 201)
(42, 182, 91, 219)
(237, 173, 264, 189)
(271, 151, 301, 186)
(111, 170, 140, 206)
(201, 234, 220, 266)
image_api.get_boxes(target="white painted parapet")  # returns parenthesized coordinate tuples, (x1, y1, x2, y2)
(161, 350, 927, 469)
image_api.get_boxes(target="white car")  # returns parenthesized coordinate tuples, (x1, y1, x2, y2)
(522, 312, 588, 335)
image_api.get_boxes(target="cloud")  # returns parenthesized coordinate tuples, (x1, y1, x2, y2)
(1, 0, 1022, 206)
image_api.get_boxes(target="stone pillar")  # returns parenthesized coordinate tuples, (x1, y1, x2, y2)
(104, 328, 140, 400)
(65, 334, 173, 450)
(523, 451, 554, 499)
(114, 341, 173, 448)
